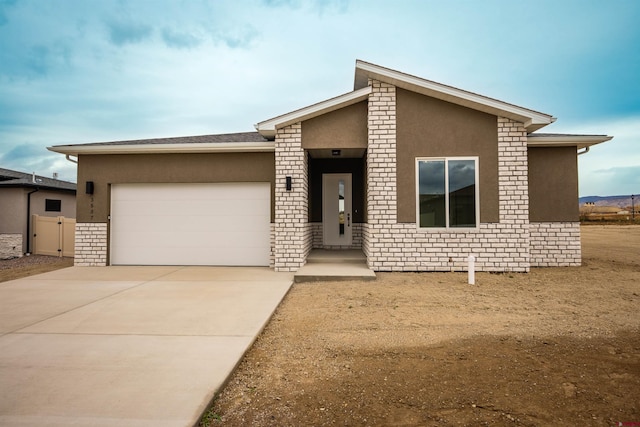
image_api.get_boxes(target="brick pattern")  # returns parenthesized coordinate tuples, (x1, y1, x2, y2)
(274, 123, 312, 271)
(0, 234, 22, 259)
(365, 79, 397, 269)
(530, 222, 581, 266)
(74, 223, 108, 266)
(311, 223, 363, 249)
(363, 79, 532, 272)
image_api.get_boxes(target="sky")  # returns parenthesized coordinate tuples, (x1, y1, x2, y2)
(0, 0, 638, 197)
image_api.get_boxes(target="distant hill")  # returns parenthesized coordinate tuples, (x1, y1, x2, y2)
(579, 195, 635, 208)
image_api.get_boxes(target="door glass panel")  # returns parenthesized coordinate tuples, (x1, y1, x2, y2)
(338, 179, 345, 235)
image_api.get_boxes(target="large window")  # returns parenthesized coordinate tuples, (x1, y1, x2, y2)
(416, 158, 478, 229)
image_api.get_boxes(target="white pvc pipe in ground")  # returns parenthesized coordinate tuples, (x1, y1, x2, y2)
(468, 255, 475, 285)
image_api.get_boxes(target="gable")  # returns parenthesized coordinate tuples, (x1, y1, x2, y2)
(301, 101, 367, 150)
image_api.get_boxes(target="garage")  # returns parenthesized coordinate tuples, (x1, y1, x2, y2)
(110, 182, 271, 266)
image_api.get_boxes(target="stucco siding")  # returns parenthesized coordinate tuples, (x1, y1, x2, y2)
(528, 147, 579, 222)
(301, 101, 368, 150)
(396, 88, 499, 223)
(77, 152, 276, 223)
(0, 188, 26, 233)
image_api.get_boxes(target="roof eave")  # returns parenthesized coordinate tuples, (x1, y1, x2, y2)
(47, 142, 276, 156)
(354, 60, 556, 132)
(526, 135, 613, 149)
(255, 86, 372, 139)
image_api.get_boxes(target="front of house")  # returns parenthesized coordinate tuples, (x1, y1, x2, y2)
(49, 60, 612, 272)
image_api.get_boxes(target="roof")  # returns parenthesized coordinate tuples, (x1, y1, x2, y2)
(48, 132, 274, 156)
(527, 133, 613, 149)
(47, 60, 611, 156)
(0, 168, 76, 192)
(255, 60, 557, 137)
(353, 60, 556, 132)
(255, 87, 372, 139)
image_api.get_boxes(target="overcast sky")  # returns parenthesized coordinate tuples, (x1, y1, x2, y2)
(0, 0, 638, 197)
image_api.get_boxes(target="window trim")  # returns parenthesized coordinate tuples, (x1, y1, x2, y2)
(415, 156, 480, 231)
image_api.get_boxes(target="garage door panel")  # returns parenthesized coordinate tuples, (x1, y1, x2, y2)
(110, 183, 271, 266)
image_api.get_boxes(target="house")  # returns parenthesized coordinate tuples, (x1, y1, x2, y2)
(48, 60, 612, 271)
(0, 168, 76, 259)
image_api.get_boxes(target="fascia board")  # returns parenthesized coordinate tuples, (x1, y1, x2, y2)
(255, 86, 372, 139)
(527, 135, 613, 149)
(355, 60, 555, 131)
(47, 142, 275, 156)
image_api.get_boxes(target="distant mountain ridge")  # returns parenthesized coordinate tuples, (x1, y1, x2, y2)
(579, 195, 636, 208)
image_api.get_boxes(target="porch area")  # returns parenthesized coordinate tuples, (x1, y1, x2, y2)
(293, 249, 376, 283)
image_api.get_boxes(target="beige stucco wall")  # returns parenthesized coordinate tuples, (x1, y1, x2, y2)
(395, 88, 499, 223)
(301, 101, 368, 149)
(0, 187, 75, 253)
(77, 152, 276, 223)
(0, 188, 26, 233)
(528, 146, 579, 222)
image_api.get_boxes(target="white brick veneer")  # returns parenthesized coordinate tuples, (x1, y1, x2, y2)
(311, 223, 363, 249)
(530, 222, 581, 266)
(75, 223, 107, 266)
(364, 80, 532, 272)
(274, 123, 312, 271)
(0, 234, 22, 259)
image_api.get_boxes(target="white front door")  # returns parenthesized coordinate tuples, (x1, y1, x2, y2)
(322, 173, 352, 246)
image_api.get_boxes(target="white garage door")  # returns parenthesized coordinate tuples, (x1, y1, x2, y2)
(110, 183, 271, 266)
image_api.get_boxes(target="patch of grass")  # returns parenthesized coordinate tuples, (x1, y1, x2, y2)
(199, 408, 222, 426)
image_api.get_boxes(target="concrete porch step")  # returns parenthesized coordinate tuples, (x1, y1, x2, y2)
(294, 250, 375, 283)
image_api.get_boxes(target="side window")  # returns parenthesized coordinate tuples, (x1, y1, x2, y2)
(417, 158, 478, 229)
(45, 199, 62, 212)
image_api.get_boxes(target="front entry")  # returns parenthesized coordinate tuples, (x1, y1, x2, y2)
(322, 173, 352, 246)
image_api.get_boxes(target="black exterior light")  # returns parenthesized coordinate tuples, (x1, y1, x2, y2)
(85, 181, 94, 194)
(285, 176, 292, 191)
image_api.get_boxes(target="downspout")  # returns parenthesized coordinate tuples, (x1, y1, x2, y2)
(577, 146, 590, 156)
(26, 187, 39, 255)
(65, 154, 78, 164)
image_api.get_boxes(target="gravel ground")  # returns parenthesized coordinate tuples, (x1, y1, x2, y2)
(0, 255, 73, 282)
(206, 225, 640, 426)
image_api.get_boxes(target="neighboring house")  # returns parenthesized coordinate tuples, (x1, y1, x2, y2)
(48, 60, 612, 271)
(0, 168, 76, 258)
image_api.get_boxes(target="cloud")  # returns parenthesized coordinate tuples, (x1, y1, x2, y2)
(580, 164, 640, 197)
(211, 26, 259, 49)
(262, 0, 349, 14)
(106, 20, 153, 46)
(161, 28, 202, 49)
(0, 0, 17, 26)
(1, 143, 44, 162)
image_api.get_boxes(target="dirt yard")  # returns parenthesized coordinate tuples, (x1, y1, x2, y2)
(206, 225, 640, 426)
(0, 255, 73, 282)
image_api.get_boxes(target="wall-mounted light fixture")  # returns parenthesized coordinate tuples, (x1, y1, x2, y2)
(285, 176, 292, 191)
(85, 181, 94, 194)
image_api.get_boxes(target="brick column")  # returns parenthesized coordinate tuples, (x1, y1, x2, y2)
(366, 79, 397, 269)
(497, 117, 530, 271)
(74, 223, 107, 266)
(274, 123, 312, 271)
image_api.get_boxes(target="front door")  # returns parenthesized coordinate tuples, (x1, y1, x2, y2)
(322, 173, 352, 246)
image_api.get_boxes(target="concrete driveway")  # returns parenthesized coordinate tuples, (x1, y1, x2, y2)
(0, 266, 293, 427)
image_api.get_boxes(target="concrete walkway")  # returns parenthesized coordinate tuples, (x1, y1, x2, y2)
(0, 266, 293, 427)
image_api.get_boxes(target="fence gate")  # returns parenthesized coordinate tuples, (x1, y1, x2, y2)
(32, 215, 76, 257)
